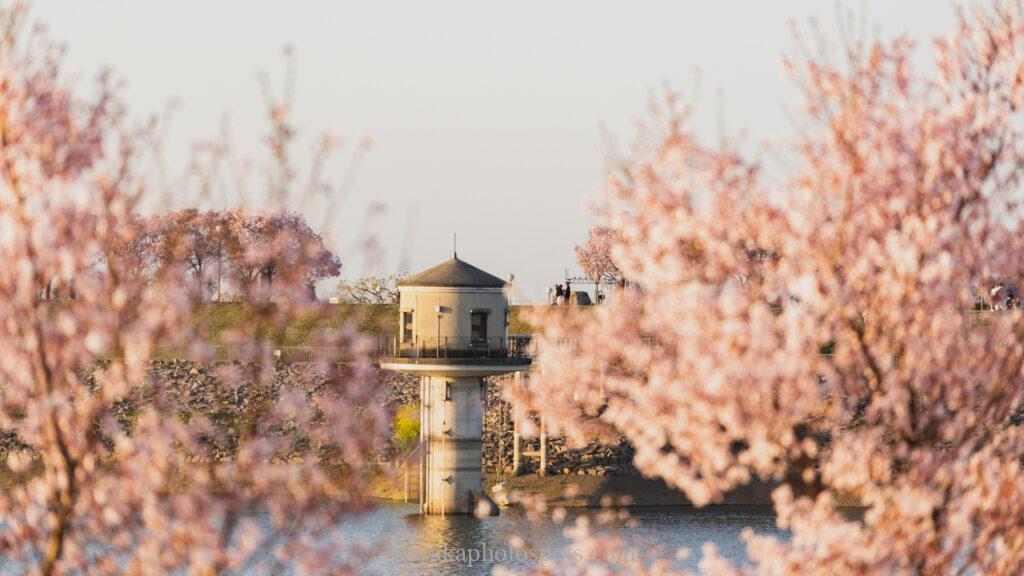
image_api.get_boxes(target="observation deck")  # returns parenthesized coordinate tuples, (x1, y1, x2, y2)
(376, 336, 532, 377)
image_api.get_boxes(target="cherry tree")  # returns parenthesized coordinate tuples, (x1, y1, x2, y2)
(222, 209, 340, 302)
(157, 208, 228, 300)
(523, 3, 1024, 574)
(302, 240, 343, 302)
(223, 207, 266, 295)
(0, 6, 385, 574)
(574, 225, 624, 303)
(575, 225, 623, 288)
(108, 214, 164, 284)
(266, 211, 341, 299)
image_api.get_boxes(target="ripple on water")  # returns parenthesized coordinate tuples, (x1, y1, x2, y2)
(343, 503, 785, 575)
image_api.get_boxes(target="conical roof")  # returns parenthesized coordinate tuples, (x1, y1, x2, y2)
(398, 257, 506, 288)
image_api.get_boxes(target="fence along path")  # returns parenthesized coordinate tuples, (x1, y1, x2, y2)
(104, 345, 351, 364)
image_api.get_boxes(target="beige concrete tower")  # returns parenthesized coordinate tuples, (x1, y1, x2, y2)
(379, 257, 530, 515)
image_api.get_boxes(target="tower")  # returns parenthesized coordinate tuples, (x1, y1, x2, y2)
(379, 256, 530, 515)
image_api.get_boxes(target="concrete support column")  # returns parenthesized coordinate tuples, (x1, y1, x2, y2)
(419, 375, 427, 514)
(539, 416, 547, 476)
(511, 371, 521, 476)
(420, 375, 484, 514)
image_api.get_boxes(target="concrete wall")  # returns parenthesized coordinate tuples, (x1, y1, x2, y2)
(420, 375, 485, 514)
(398, 287, 507, 346)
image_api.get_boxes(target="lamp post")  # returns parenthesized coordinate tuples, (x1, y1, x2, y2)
(435, 305, 443, 357)
(506, 273, 514, 306)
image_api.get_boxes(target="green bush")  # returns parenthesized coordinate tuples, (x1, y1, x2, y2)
(393, 404, 420, 457)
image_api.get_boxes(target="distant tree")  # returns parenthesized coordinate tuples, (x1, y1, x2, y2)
(223, 207, 265, 295)
(338, 273, 407, 304)
(156, 208, 228, 300)
(107, 214, 163, 283)
(269, 212, 340, 301)
(222, 209, 341, 301)
(575, 225, 623, 288)
(303, 248, 342, 302)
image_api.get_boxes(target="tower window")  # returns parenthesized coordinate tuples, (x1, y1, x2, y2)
(402, 311, 414, 343)
(470, 311, 488, 342)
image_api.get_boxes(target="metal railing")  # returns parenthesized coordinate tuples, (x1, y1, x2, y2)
(376, 336, 533, 360)
(967, 309, 1023, 328)
(818, 352, 899, 368)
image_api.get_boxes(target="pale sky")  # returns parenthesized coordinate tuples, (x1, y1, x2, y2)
(34, 1, 956, 301)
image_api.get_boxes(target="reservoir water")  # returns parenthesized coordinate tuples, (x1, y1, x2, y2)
(0, 503, 783, 574)
(340, 503, 783, 575)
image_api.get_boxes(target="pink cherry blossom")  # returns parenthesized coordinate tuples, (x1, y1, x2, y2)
(0, 6, 383, 574)
(523, 3, 1024, 574)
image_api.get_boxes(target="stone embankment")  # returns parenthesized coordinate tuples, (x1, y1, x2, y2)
(112, 363, 857, 508)
(480, 378, 638, 477)
(24, 361, 852, 508)
(5, 360, 634, 481)
(4, 361, 636, 476)
(83, 361, 421, 462)
(381, 372, 640, 477)
(379, 373, 866, 508)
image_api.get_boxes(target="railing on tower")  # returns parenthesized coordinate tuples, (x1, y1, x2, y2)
(376, 335, 536, 360)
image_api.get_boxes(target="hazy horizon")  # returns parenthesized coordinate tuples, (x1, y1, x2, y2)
(35, 0, 957, 301)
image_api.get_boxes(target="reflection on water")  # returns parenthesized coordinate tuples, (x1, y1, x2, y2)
(344, 503, 784, 575)
(0, 504, 783, 575)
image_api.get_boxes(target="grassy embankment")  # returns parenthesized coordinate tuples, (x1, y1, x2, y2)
(188, 302, 397, 344)
(186, 302, 540, 344)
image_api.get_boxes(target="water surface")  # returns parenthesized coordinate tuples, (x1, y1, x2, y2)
(343, 503, 783, 575)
